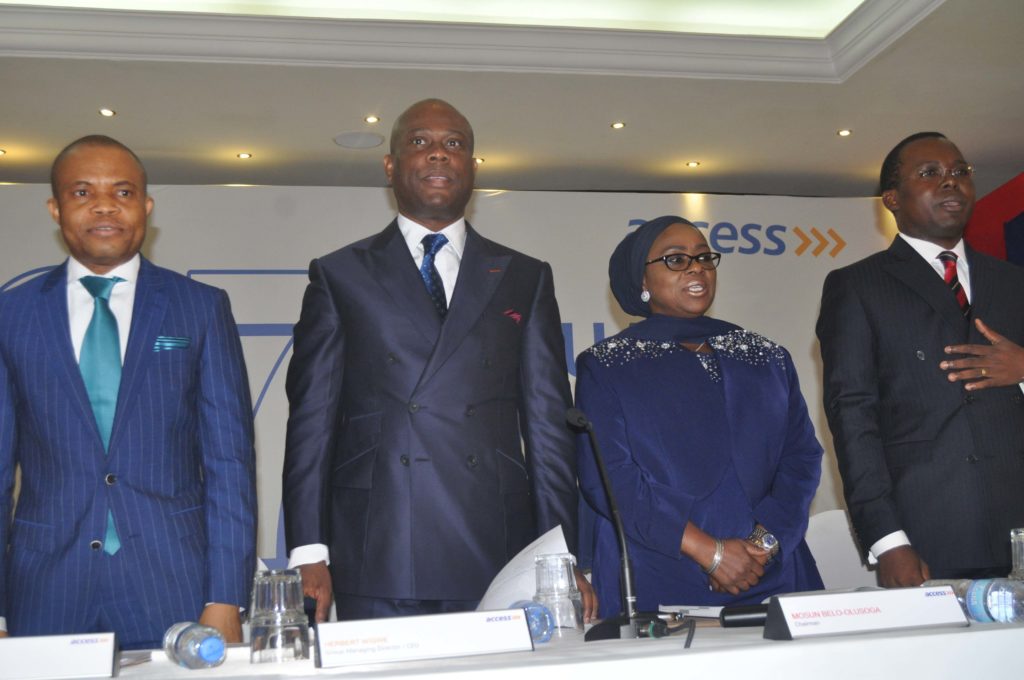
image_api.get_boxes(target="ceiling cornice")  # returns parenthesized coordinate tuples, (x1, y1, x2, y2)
(0, 0, 944, 82)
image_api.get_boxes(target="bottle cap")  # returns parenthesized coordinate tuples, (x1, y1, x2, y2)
(198, 636, 225, 662)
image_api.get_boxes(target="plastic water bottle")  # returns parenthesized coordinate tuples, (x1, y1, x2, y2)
(923, 579, 1024, 623)
(163, 622, 227, 669)
(510, 601, 554, 643)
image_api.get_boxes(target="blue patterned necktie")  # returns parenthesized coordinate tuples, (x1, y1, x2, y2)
(420, 233, 449, 317)
(79, 275, 124, 555)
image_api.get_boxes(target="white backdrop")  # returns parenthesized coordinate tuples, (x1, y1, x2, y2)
(0, 184, 897, 566)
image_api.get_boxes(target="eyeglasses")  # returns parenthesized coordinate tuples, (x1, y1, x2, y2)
(645, 252, 722, 271)
(914, 163, 974, 182)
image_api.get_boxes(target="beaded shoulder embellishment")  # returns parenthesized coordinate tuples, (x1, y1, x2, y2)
(709, 330, 786, 369)
(586, 337, 686, 367)
(585, 330, 785, 382)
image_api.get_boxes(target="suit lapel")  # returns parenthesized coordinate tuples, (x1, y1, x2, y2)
(965, 246, 994, 338)
(37, 262, 100, 442)
(418, 225, 510, 386)
(365, 221, 442, 344)
(109, 258, 168, 453)
(882, 237, 967, 333)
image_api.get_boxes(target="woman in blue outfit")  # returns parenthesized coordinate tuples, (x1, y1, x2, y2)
(576, 216, 824, 617)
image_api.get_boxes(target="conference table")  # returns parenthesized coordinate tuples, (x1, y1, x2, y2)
(123, 620, 1023, 679)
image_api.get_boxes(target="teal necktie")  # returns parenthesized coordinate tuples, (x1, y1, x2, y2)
(79, 275, 124, 556)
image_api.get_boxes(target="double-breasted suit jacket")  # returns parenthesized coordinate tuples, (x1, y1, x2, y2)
(817, 236, 1024, 572)
(0, 258, 257, 641)
(283, 221, 578, 601)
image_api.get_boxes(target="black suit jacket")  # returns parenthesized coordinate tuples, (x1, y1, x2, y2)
(282, 221, 578, 600)
(817, 237, 1024, 572)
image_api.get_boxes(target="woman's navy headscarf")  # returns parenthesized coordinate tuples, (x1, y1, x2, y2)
(608, 215, 697, 317)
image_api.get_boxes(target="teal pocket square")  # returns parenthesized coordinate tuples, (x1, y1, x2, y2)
(153, 336, 190, 352)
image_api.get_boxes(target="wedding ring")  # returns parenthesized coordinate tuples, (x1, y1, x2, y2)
(981, 368, 988, 377)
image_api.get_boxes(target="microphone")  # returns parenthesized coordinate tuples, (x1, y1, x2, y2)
(719, 604, 769, 627)
(569, 407, 663, 640)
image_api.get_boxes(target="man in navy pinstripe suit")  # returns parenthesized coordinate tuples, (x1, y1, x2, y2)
(0, 136, 257, 648)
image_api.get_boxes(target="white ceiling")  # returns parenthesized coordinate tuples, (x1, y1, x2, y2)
(0, 0, 1021, 197)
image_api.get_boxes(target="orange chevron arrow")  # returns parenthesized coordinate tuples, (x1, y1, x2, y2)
(810, 227, 829, 256)
(793, 227, 811, 255)
(828, 228, 846, 257)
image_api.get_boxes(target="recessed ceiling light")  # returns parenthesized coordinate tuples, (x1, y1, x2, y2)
(686, 161, 701, 168)
(99, 108, 116, 117)
(0, 149, 6, 156)
(237, 153, 253, 159)
(364, 115, 380, 124)
(837, 129, 853, 137)
(474, 158, 484, 165)
(610, 121, 626, 130)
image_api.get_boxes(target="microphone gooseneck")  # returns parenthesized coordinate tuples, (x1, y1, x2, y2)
(567, 407, 639, 639)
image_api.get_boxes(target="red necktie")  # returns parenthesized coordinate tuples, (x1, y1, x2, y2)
(938, 251, 970, 317)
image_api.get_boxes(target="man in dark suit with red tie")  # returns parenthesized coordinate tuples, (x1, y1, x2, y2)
(282, 99, 595, 621)
(817, 132, 1024, 586)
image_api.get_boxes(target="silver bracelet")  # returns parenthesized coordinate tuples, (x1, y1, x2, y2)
(703, 538, 724, 575)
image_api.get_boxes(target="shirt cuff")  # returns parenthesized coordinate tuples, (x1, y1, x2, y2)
(0, 616, 5, 633)
(288, 544, 330, 568)
(867, 531, 910, 564)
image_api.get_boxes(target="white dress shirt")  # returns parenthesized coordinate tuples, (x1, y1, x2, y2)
(869, 234, 971, 561)
(67, 254, 140, 363)
(287, 216, 468, 571)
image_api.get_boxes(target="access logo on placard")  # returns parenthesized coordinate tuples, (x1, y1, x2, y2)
(626, 219, 846, 258)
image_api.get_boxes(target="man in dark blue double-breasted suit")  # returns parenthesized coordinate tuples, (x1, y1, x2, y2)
(282, 99, 595, 621)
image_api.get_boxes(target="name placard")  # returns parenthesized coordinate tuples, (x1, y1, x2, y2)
(764, 586, 968, 640)
(316, 609, 534, 668)
(0, 632, 116, 679)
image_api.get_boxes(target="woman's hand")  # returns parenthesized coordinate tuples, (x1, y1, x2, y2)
(707, 539, 768, 595)
(681, 523, 769, 595)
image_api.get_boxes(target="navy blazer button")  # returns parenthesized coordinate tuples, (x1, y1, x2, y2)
(400, 455, 410, 466)
(465, 406, 475, 416)
(408, 402, 420, 413)
(966, 454, 979, 463)
(964, 394, 975, 404)
(90, 540, 102, 550)
(467, 455, 478, 468)
(386, 353, 397, 364)
(104, 473, 117, 485)
(915, 350, 926, 360)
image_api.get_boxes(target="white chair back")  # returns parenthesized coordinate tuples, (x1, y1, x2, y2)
(804, 509, 878, 590)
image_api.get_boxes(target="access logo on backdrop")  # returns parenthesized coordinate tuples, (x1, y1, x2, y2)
(627, 219, 846, 258)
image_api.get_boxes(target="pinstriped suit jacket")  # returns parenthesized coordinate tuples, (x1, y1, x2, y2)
(0, 257, 257, 642)
(817, 237, 1024, 572)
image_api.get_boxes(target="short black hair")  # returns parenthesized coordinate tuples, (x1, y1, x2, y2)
(50, 134, 147, 197)
(878, 131, 948, 195)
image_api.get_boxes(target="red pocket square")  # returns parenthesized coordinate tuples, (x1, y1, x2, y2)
(503, 308, 522, 325)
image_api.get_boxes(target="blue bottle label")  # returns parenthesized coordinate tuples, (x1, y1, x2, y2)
(965, 580, 996, 623)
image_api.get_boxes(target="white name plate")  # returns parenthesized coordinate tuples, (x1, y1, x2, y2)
(0, 632, 116, 679)
(316, 609, 534, 668)
(764, 586, 968, 640)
